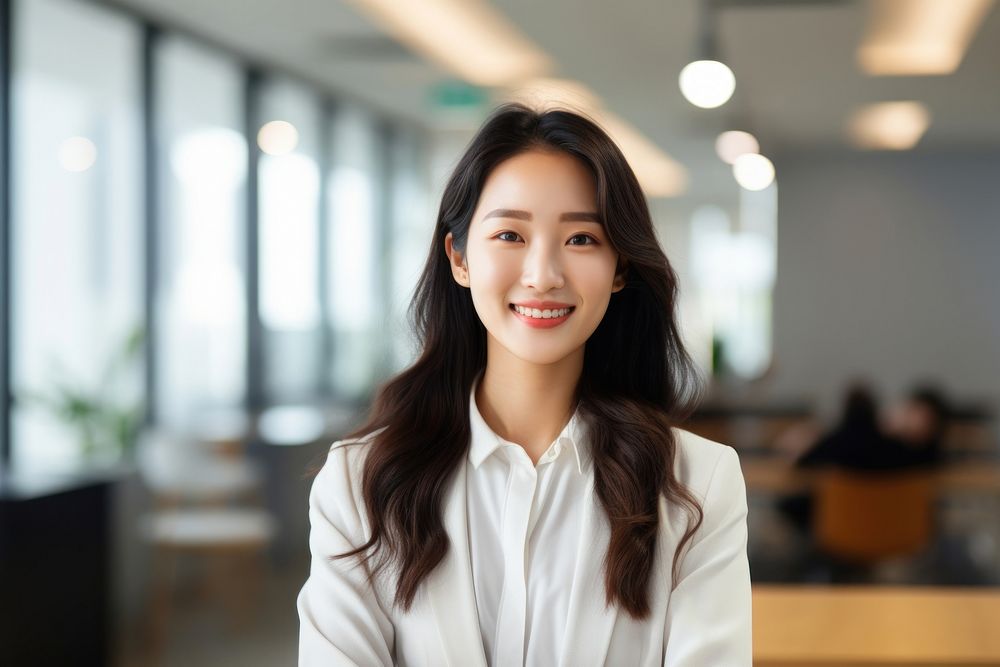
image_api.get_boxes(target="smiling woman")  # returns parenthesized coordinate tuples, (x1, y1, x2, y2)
(445, 149, 624, 370)
(298, 103, 752, 667)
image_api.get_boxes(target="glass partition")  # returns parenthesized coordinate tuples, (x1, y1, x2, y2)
(11, 0, 143, 473)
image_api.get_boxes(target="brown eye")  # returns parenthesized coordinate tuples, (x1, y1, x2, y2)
(568, 234, 597, 246)
(496, 231, 521, 242)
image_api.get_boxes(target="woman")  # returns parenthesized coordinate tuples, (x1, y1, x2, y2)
(297, 103, 751, 666)
(796, 383, 898, 470)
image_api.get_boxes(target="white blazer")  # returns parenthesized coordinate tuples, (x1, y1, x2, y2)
(298, 427, 752, 666)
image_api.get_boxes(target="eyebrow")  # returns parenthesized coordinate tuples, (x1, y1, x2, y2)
(482, 208, 602, 224)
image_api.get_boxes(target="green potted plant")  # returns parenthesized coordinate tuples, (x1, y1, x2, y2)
(24, 323, 146, 463)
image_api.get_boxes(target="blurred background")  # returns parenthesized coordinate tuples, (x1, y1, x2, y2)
(1, 0, 998, 665)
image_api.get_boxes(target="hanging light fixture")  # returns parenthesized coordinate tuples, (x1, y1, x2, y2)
(715, 130, 760, 164)
(679, 61, 735, 109)
(733, 153, 775, 191)
(679, 0, 735, 109)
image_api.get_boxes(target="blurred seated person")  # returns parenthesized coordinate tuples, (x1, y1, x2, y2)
(883, 385, 950, 467)
(796, 385, 891, 469)
(797, 383, 949, 471)
(778, 383, 949, 537)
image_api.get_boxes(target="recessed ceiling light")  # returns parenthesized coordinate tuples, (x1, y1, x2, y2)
(847, 101, 931, 150)
(346, 0, 551, 87)
(858, 0, 995, 75)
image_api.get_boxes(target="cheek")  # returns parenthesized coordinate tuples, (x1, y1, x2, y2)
(466, 244, 519, 303)
(482, 253, 520, 284)
(573, 253, 619, 294)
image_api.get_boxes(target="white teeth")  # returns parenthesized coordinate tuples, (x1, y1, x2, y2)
(513, 305, 572, 319)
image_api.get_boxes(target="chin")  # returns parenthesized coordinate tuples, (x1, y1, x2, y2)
(503, 340, 586, 367)
(514, 352, 573, 366)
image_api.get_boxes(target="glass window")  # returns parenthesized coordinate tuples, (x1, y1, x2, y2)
(388, 129, 432, 372)
(11, 0, 143, 473)
(257, 78, 323, 403)
(689, 184, 777, 379)
(155, 36, 247, 429)
(326, 105, 383, 401)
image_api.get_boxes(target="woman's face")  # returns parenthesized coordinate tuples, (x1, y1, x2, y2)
(445, 149, 625, 367)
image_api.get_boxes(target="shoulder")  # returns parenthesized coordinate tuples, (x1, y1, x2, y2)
(320, 426, 388, 487)
(326, 426, 386, 468)
(670, 427, 746, 504)
(665, 428, 749, 561)
(310, 427, 387, 542)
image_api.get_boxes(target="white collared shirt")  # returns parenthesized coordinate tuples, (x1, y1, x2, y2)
(466, 376, 590, 667)
(297, 381, 753, 667)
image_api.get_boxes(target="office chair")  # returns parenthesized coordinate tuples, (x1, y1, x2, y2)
(813, 467, 935, 579)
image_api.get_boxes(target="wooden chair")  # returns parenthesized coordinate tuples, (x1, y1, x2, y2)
(814, 468, 935, 565)
(136, 428, 276, 661)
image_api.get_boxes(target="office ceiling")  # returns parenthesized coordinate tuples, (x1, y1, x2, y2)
(107, 0, 1000, 198)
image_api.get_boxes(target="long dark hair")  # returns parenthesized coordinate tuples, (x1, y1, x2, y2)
(326, 102, 705, 620)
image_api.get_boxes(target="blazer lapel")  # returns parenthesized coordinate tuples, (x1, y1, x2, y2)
(425, 460, 489, 667)
(558, 470, 619, 667)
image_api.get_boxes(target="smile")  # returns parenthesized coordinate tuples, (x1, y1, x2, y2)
(509, 303, 576, 328)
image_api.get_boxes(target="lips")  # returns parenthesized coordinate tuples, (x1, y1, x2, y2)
(508, 303, 576, 328)
(510, 300, 575, 310)
(508, 304, 576, 316)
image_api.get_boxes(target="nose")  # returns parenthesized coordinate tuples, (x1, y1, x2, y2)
(520, 239, 565, 291)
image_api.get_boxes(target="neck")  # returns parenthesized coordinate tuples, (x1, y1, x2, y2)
(475, 336, 583, 465)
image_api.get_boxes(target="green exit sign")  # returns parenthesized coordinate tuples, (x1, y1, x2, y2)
(431, 81, 488, 109)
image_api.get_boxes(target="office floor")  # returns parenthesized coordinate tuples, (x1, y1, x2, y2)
(116, 556, 307, 667)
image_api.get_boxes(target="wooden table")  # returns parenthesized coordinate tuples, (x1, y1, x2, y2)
(741, 459, 1000, 496)
(753, 584, 1000, 666)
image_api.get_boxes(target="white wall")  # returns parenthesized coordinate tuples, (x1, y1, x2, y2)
(765, 151, 1000, 422)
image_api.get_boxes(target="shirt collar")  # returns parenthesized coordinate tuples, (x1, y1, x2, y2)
(467, 372, 591, 474)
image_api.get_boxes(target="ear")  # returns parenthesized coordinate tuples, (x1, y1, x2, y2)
(611, 256, 628, 293)
(444, 232, 470, 288)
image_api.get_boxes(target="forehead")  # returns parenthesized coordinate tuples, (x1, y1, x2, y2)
(477, 150, 596, 209)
